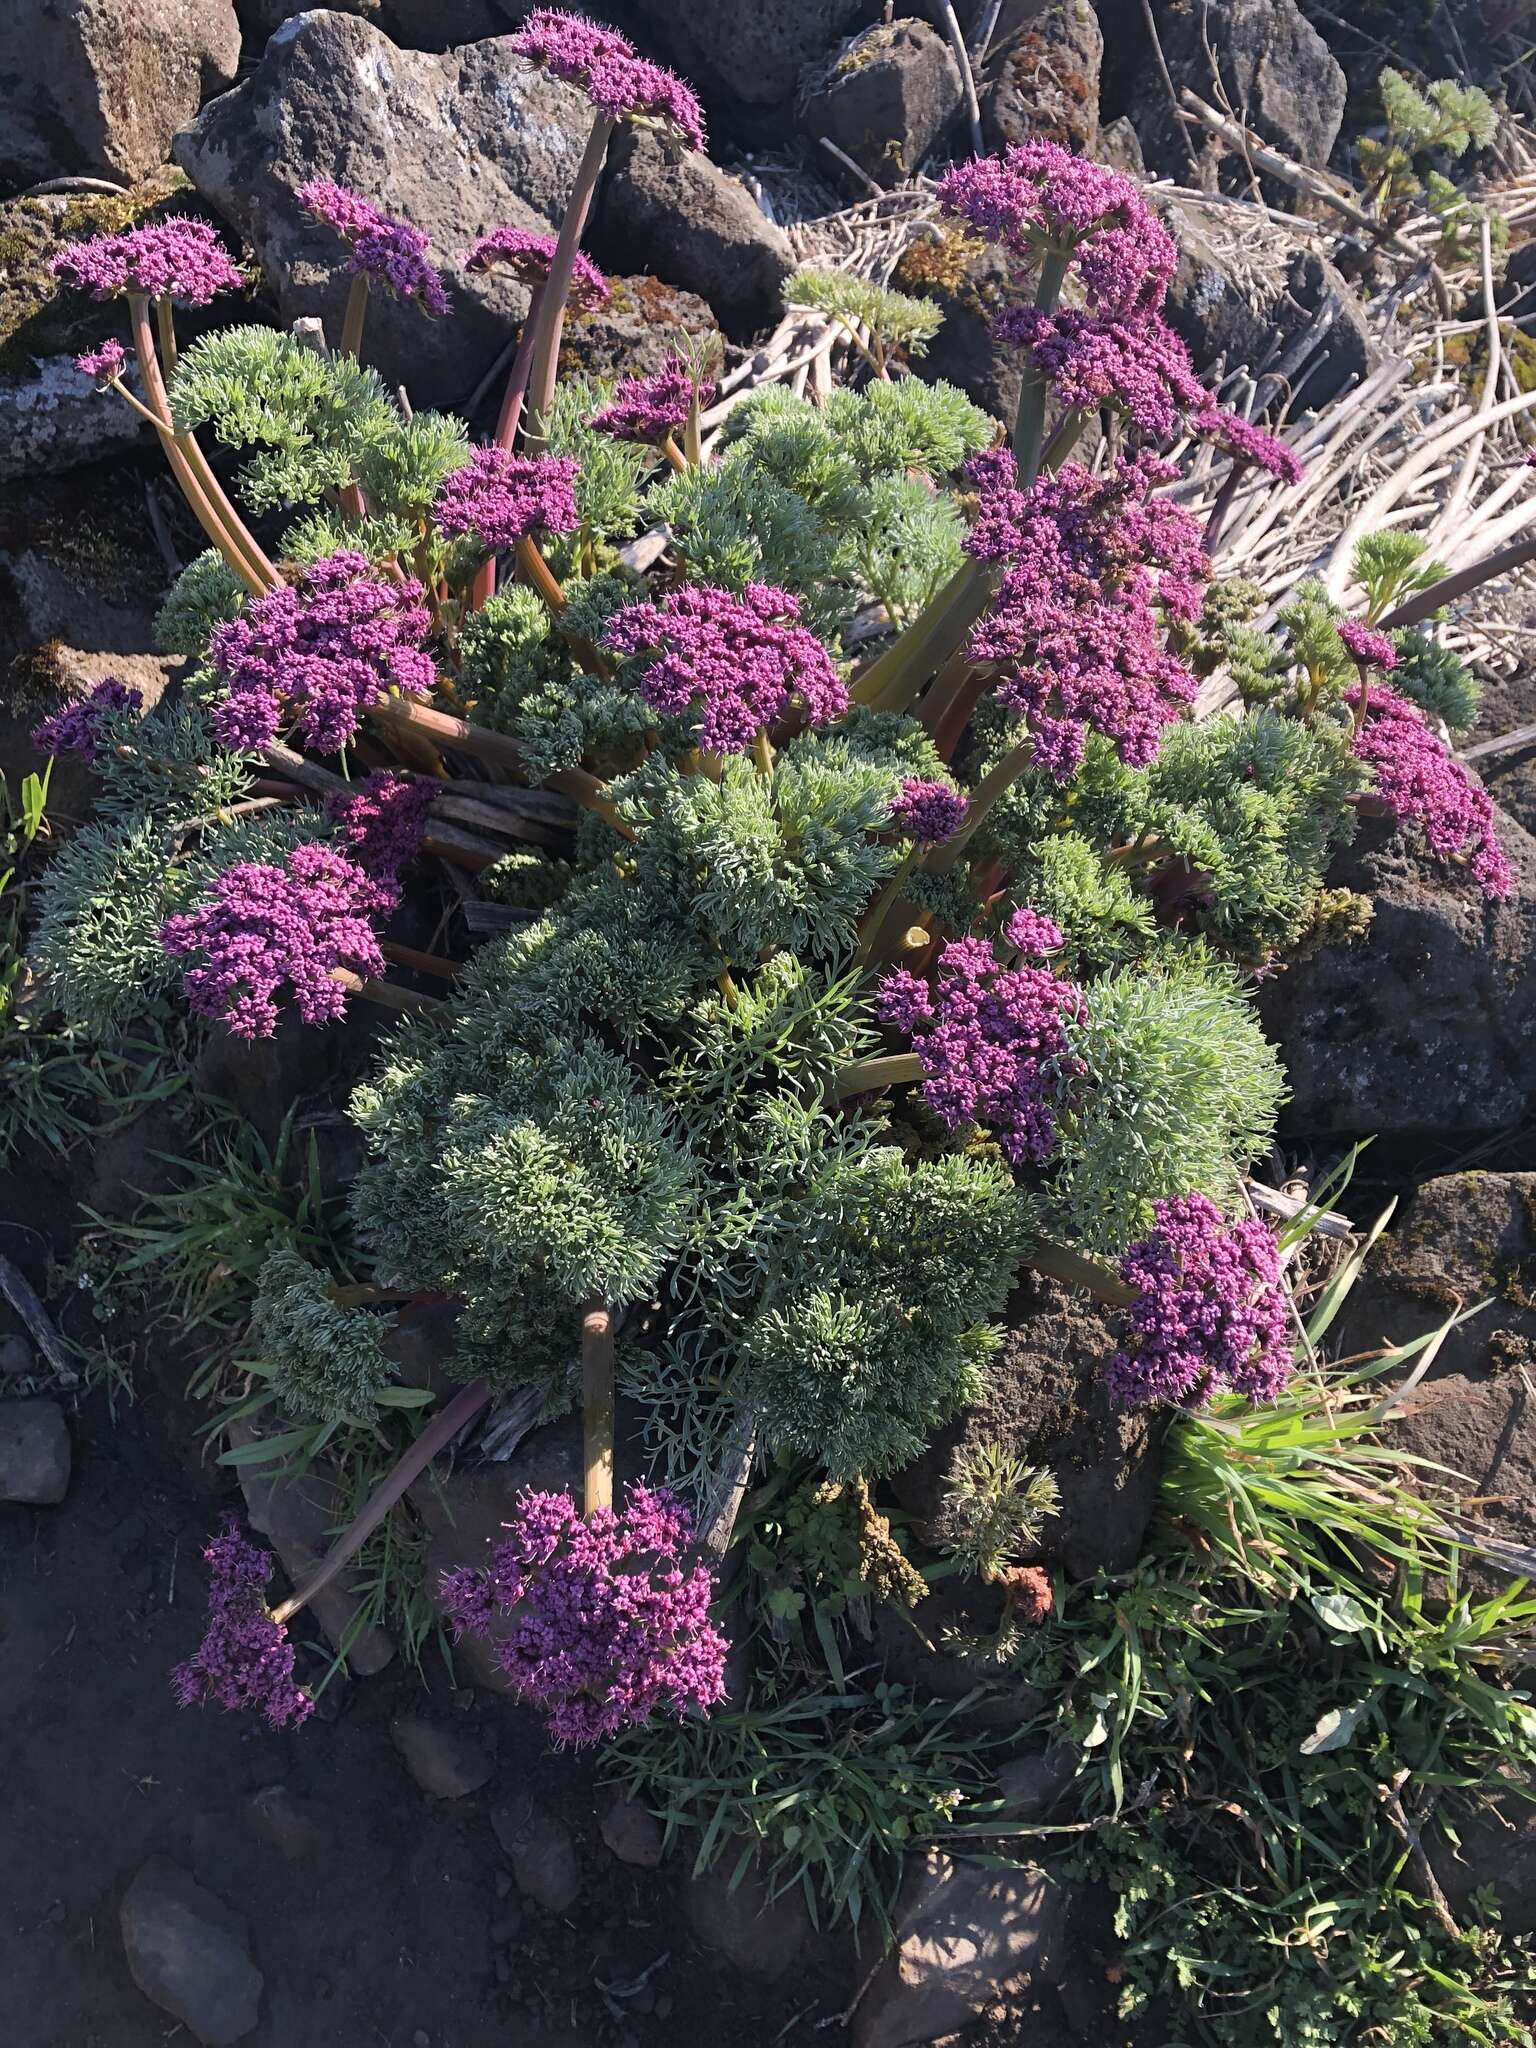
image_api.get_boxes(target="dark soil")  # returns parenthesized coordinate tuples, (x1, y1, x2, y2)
(0, 1191, 857, 2048)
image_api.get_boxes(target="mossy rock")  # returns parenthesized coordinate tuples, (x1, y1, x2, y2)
(0, 170, 191, 381)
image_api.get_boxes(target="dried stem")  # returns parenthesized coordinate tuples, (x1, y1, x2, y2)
(339, 272, 370, 360)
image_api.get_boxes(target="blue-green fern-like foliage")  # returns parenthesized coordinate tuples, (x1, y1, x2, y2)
(249, 1250, 397, 1423)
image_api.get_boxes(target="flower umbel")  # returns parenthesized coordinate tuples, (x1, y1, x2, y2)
(439, 1483, 728, 1746)
(206, 549, 435, 754)
(890, 777, 969, 846)
(1350, 683, 1512, 898)
(1337, 620, 1399, 671)
(171, 1522, 312, 1731)
(876, 929, 1085, 1166)
(1105, 1193, 1291, 1407)
(467, 225, 610, 311)
(510, 9, 706, 150)
(74, 339, 128, 388)
(592, 355, 714, 445)
(50, 218, 244, 305)
(162, 842, 395, 1039)
(325, 770, 436, 881)
(296, 180, 450, 314)
(604, 582, 849, 753)
(432, 447, 580, 555)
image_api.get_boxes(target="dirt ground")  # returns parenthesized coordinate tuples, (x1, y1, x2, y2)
(0, 1160, 857, 2048)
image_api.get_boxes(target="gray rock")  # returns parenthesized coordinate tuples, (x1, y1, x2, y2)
(630, 0, 864, 112)
(0, 355, 152, 484)
(0, 1399, 70, 1505)
(981, 2, 1102, 158)
(1259, 812, 1536, 1147)
(492, 1800, 582, 1913)
(800, 22, 963, 191)
(684, 1852, 812, 1978)
(561, 274, 720, 387)
(120, 1858, 263, 2047)
(891, 1277, 1165, 1579)
(1162, 221, 1379, 405)
(0, 1335, 36, 1376)
(173, 13, 593, 409)
(231, 1416, 395, 1676)
(595, 128, 792, 340)
(1332, 1172, 1536, 1389)
(391, 1713, 494, 1799)
(599, 1791, 665, 1869)
(0, 0, 239, 189)
(993, 1746, 1081, 1822)
(241, 1784, 332, 1861)
(852, 1851, 1072, 2048)
(899, 236, 1022, 431)
(1130, 0, 1346, 186)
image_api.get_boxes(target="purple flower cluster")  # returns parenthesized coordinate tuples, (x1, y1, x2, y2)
(1105, 1193, 1292, 1408)
(964, 447, 1206, 779)
(1198, 407, 1304, 485)
(1337, 620, 1398, 671)
(325, 769, 436, 880)
(466, 224, 610, 311)
(510, 10, 706, 151)
(171, 1522, 312, 1731)
(1350, 684, 1513, 899)
(604, 581, 849, 753)
(296, 180, 449, 315)
(30, 676, 142, 763)
(996, 305, 1209, 442)
(592, 355, 712, 444)
(74, 338, 127, 388)
(889, 777, 968, 845)
(1004, 904, 1064, 956)
(937, 141, 1177, 319)
(207, 550, 435, 755)
(50, 217, 244, 305)
(940, 145, 1304, 480)
(162, 842, 394, 1039)
(439, 1483, 728, 1746)
(432, 447, 580, 554)
(876, 929, 1084, 1166)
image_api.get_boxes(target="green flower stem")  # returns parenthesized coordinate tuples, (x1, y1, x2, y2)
(830, 1051, 925, 1099)
(1022, 1235, 1135, 1307)
(1013, 247, 1070, 483)
(524, 114, 617, 454)
(853, 849, 917, 966)
(270, 1377, 492, 1625)
(925, 735, 1036, 875)
(583, 1301, 615, 1519)
(339, 272, 370, 360)
(331, 967, 444, 1015)
(852, 558, 995, 716)
(1038, 405, 1089, 473)
(128, 295, 277, 597)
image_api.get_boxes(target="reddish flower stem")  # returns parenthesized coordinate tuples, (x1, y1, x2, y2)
(269, 1378, 492, 1626)
(339, 272, 370, 360)
(524, 114, 617, 454)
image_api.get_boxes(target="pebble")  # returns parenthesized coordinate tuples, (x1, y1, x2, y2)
(491, 1801, 581, 1915)
(390, 1713, 493, 1799)
(0, 1334, 35, 1375)
(119, 1858, 263, 2046)
(598, 1792, 665, 1870)
(0, 1397, 70, 1503)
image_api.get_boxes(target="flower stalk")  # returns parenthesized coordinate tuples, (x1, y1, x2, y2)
(582, 1301, 616, 1518)
(523, 114, 616, 453)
